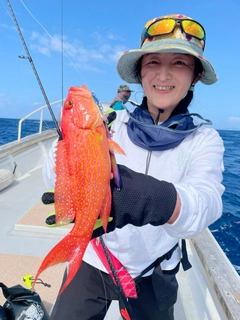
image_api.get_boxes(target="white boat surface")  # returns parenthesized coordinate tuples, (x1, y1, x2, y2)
(0, 112, 240, 320)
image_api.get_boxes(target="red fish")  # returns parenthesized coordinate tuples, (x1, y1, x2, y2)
(34, 85, 125, 294)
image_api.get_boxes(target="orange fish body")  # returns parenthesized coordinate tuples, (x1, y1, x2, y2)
(34, 85, 124, 294)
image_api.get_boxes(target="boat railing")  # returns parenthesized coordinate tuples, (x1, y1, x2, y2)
(17, 99, 64, 141)
(17, 99, 108, 141)
(100, 100, 140, 108)
(17, 98, 140, 141)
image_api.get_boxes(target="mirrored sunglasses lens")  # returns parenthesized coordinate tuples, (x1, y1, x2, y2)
(148, 19, 175, 36)
(182, 20, 205, 39)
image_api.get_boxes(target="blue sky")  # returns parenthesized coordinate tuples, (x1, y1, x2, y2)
(0, 0, 239, 130)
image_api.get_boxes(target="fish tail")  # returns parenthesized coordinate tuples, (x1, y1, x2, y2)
(58, 235, 88, 295)
(58, 252, 84, 295)
(33, 232, 87, 294)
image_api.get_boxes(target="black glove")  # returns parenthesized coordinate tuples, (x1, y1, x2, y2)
(42, 165, 177, 232)
(92, 165, 177, 238)
(41, 190, 59, 226)
(41, 191, 112, 228)
(42, 191, 54, 204)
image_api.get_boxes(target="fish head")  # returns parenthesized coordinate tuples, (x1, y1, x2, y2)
(61, 85, 103, 132)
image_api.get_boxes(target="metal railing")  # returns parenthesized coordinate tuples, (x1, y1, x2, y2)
(17, 99, 139, 141)
(17, 99, 64, 141)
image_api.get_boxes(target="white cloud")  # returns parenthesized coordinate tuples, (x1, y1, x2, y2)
(32, 101, 42, 106)
(28, 32, 126, 68)
(228, 116, 240, 123)
(0, 23, 17, 31)
(108, 49, 125, 62)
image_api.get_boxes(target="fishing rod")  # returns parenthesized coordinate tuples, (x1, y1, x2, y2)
(6, 0, 62, 138)
(7, 1, 135, 317)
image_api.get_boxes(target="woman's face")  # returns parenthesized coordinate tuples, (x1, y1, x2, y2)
(141, 52, 195, 121)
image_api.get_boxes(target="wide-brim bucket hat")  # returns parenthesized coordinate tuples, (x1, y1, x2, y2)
(117, 14, 217, 85)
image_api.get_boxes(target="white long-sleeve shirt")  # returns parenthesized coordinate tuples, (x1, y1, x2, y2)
(42, 110, 225, 278)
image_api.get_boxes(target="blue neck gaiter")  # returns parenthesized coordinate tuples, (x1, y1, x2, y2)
(127, 100, 212, 151)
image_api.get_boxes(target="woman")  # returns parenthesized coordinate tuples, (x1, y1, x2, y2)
(44, 14, 225, 320)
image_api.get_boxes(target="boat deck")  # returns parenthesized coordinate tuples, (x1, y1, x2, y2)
(0, 164, 188, 319)
(0, 132, 239, 319)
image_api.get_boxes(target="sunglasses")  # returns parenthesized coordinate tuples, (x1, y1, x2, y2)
(141, 18, 206, 48)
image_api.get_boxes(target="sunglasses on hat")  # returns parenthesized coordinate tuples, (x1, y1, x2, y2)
(141, 17, 206, 48)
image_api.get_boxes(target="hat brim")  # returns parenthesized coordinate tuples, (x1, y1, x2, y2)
(118, 89, 134, 93)
(117, 43, 218, 85)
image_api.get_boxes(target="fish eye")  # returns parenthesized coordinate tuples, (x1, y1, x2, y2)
(64, 100, 73, 109)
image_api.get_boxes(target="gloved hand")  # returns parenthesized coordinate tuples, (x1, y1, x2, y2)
(41, 191, 113, 228)
(41, 165, 177, 233)
(92, 165, 177, 237)
(42, 190, 54, 205)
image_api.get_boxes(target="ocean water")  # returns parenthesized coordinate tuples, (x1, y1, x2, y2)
(0, 118, 56, 145)
(0, 118, 239, 275)
(209, 130, 240, 275)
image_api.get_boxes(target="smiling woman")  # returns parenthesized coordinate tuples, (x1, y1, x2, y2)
(42, 13, 225, 320)
(140, 52, 196, 121)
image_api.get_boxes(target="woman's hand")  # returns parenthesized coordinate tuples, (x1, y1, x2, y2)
(92, 165, 178, 237)
(42, 165, 179, 233)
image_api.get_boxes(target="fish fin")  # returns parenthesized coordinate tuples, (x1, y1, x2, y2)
(33, 231, 87, 294)
(106, 125, 124, 188)
(108, 139, 125, 155)
(110, 153, 122, 189)
(94, 217, 113, 230)
(100, 186, 112, 232)
(55, 140, 76, 224)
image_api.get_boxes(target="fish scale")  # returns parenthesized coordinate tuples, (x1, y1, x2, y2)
(33, 85, 125, 294)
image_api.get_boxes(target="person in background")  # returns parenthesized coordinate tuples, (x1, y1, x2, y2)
(109, 84, 134, 110)
(43, 13, 225, 320)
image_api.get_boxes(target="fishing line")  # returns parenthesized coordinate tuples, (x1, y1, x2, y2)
(19, 0, 83, 78)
